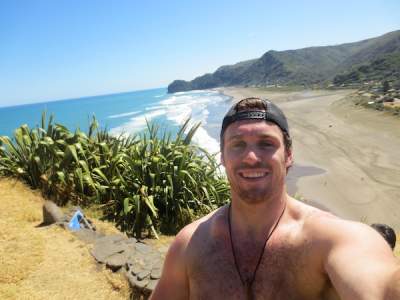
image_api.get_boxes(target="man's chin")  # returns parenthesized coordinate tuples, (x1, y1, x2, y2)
(237, 191, 269, 205)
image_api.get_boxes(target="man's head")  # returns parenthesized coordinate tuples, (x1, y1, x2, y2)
(220, 97, 293, 204)
(220, 97, 292, 154)
(371, 223, 397, 250)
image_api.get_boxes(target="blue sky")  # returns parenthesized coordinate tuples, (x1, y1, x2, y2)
(0, 0, 399, 107)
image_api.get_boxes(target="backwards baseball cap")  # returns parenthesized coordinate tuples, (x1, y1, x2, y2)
(220, 98, 290, 140)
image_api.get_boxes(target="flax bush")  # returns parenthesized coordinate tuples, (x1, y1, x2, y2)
(0, 113, 229, 237)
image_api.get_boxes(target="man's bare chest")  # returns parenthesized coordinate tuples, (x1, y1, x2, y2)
(187, 237, 328, 300)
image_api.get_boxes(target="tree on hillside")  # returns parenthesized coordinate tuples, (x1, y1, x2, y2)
(382, 80, 390, 93)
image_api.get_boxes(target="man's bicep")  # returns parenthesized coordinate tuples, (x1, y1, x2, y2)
(324, 223, 397, 300)
(150, 233, 190, 300)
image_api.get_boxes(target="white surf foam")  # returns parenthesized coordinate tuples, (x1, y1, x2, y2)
(108, 110, 141, 119)
(110, 109, 167, 136)
(160, 91, 226, 160)
(109, 89, 227, 162)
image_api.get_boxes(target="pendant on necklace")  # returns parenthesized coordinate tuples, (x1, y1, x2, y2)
(245, 281, 253, 300)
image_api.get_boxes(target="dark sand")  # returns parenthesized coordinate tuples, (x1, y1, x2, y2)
(219, 87, 400, 230)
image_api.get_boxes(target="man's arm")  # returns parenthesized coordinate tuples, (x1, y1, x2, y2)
(321, 219, 400, 300)
(150, 228, 190, 300)
(385, 267, 400, 300)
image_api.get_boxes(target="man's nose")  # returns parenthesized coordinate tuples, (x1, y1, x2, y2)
(242, 147, 262, 165)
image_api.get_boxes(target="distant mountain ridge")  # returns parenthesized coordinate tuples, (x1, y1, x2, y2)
(167, 30, 400, 93)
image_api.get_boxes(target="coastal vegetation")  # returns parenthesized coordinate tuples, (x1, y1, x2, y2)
(0, 113, 230, 238)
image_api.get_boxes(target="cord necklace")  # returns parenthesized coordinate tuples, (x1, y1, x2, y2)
(228, 202, 286, 300)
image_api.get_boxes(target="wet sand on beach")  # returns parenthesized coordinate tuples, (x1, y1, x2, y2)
(219, 87, 400, 230)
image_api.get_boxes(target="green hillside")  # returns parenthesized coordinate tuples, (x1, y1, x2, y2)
(168, 30, 400, 93)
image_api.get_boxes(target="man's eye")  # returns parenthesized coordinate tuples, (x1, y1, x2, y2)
(231, 142, 245, 149)
(259, 141, 273, 148)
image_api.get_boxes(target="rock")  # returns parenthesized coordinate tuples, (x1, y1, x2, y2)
(128, 263, 144, 276)
(127, 272, 149, 290)
(126, 272, 136, 287)
(42, 201, 64, 225)
(136, 278, 149, 289)
(105, 252, 130, 271)
(152, 259, 163, 270)
(99, 234, 126, 243)
(116, 238, 137, 251)
(145, 279, 159, 292)
(72, 228, 103, 244)
(135, 242, 153, 254)
(150, 268, 162, 280)
(91, 242, 130, 263)
(137, 269, 151, 281)
(158, 245, 170, 254)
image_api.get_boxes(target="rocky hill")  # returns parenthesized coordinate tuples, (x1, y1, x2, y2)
(168, 30, 400, 93)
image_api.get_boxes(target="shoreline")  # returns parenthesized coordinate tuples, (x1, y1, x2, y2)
(217, 86, 400, 230)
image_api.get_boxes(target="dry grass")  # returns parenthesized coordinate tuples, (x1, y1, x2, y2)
(394, 234, 400, 258)
(0, 178, 130, 300)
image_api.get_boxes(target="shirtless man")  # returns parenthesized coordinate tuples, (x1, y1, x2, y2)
(151, 97, 400, 300)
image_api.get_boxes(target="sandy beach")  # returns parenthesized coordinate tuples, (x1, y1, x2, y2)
(220, 87, 400, 230)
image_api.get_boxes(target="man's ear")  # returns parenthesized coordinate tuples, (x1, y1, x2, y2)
(220, 149, 225, 166)
(285, 148, 293, 169)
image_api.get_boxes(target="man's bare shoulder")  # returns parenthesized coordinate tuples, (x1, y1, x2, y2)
(171, 205, 228, 251)
(290, 197, 395, 256)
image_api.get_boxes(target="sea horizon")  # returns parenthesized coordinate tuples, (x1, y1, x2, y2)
(0, 87, 233, 158)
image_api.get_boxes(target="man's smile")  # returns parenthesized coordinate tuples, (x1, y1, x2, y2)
(238, 170, 269, 179)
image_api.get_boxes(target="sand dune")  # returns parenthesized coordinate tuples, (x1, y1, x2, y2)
(220, 87, 400, 230)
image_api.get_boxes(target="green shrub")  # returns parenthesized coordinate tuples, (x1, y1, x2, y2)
(0, 113, 230, 237)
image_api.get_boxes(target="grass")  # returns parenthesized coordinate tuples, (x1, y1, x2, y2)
(394, 239, 400, 258)
(0, 178, 130, 300)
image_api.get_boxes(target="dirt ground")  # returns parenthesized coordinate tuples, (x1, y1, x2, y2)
(0, 178, 131, 300)
(221, 87, 400, 232)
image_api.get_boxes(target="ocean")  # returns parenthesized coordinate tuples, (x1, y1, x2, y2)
(0, 87, 233, 157)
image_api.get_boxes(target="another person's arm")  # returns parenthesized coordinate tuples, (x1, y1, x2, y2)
(150, 229, 190, 300)
(322, 220, 400, 299)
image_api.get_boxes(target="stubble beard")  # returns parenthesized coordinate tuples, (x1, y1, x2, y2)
(229, 161, 288, 205)
(231, 177, 283, 205)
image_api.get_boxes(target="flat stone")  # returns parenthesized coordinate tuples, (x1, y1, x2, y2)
(150, 268, 162, 280)
(152, 259, 163, 270)
(146, 279, 159, 292)
(135, 242, 152, 254)
(95, 234, 126, 246)
(143, 263, 153, 271)
(125, 237, 137, 245)
(105, 252, 130, 271)
(91, 242, 129, 263)
(137, 269, 151, 281)
(158, 245, 170, 254)
(72, 228, 101, 244)
(125, 256, 138, 267)
(147, 251, 163, 260)
(126, 261, 134, 271)
(126, 272, 138, 288)
(129, 263, 143, 276)
(129, 275, 149, 289)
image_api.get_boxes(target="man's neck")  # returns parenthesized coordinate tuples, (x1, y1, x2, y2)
(230, 193, 288, 239)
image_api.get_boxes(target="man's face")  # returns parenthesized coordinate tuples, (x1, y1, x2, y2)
(221, 120, 292, 205)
